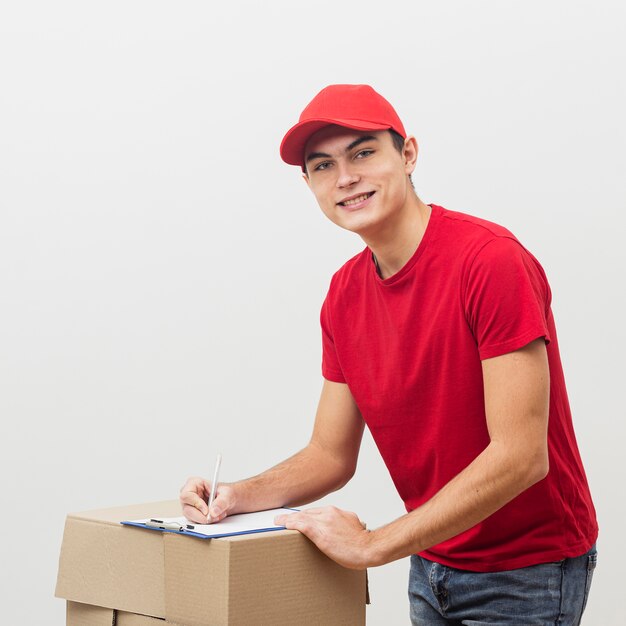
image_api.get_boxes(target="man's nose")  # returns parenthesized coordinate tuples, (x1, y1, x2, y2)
(336, 162, 360, 188)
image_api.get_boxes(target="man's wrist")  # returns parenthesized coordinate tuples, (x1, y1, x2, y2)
(364, 521, 422, 568)
(363, 528, 388, 568)
(226, 478, 267, 515)
(224, 481, 246, 515)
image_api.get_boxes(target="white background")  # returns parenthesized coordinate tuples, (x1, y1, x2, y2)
(1, 1, 624, 624)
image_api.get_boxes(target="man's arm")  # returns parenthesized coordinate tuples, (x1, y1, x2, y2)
(276, 338, 550, 569)
(180, 379, 365, 523)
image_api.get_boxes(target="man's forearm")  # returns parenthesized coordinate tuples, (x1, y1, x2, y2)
(229, 441, 354, 515)
(367, 439, 548, 566)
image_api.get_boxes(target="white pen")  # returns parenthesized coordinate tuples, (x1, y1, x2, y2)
(207, 453, 222, 524)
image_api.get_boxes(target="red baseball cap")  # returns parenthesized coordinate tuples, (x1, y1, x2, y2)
(280, 84, 407, 167)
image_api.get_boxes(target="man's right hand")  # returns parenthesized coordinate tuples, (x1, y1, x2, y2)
(179, 476, 237, 524)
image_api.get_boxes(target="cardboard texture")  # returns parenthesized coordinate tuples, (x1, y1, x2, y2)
(67, 601, 114, 626)
(57, 500, 367, 625)
(67, 602, 164, 626)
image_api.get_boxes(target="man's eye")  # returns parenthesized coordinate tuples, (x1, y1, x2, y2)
(355, 149, 374, 159)
(314, 162, 331, 171)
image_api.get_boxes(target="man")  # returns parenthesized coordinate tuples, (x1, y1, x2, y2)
(180, 84, 598, 624)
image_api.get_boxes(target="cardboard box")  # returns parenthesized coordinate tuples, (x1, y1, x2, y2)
(56, 500, 367, 625)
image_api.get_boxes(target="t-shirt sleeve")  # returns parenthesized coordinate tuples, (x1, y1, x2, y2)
(463, 236, 552, 360)
(320, 293, 346, 383)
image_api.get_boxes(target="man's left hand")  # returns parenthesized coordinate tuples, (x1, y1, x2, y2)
(274, 506, 376, 570)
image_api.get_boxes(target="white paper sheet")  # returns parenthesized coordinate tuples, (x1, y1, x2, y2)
(122, 507, 296, 539)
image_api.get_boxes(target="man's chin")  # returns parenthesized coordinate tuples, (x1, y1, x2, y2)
(335, 217, 379, 237)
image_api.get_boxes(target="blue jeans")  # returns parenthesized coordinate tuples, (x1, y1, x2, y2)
(408, 546, 597, 625)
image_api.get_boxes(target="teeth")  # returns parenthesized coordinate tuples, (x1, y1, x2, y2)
(342, 193, 371, 206)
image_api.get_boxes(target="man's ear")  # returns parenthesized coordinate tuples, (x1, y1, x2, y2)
(404, 136, 419, 176)
(302, 172, 311, 189)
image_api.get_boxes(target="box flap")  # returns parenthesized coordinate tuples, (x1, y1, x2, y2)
(117, 610, 167, 625)
(66, 602, 167, 626)
(66, 601, 114, 626)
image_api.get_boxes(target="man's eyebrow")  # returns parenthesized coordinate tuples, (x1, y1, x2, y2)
(345, 135, 378, 152)
(305, 135, 379, 165)
(306, 151, 331, 164)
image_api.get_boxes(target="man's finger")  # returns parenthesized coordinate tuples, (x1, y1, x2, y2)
(182, 504, 209, 524)
(275, 512, 311, 528)
(281, 515, 321, 543)
(180, 491, 208, 515)
(296, 507, 326, 515)
(209, 509, 229, 523)
(278, 513, 304, 529)
(275, 506, 330, 525)
(208, 491, 233, 519)
(275, 511, 303, 525)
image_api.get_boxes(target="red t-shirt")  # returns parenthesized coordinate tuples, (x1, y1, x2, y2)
(321, 204, 598, 572)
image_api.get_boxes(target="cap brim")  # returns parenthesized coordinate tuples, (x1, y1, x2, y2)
(279, 118, 392, 166)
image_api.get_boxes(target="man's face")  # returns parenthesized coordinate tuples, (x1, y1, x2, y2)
(303, 126, 416, 236)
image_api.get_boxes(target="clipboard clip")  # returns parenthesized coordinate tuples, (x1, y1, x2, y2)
(145, 519, 197, 532)
(146, 519, 185, 531)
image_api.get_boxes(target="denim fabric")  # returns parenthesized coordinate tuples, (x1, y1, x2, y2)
(408, 546, 597, 625)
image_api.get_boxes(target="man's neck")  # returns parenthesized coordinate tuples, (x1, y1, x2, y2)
(364, 198, 432, 280)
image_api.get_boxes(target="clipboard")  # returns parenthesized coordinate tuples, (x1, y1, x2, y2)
(121, 507, 298, 539)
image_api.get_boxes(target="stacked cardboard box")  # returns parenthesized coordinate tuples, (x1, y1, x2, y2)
(56, 500, 367, 625)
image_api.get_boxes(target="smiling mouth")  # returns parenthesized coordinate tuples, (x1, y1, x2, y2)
(338, 192, 375, 207)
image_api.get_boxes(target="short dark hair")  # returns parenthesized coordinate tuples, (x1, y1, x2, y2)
(389, 129, 405, 153)
(389, 129, 414, 188)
